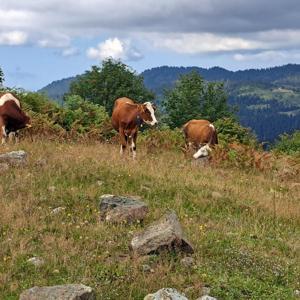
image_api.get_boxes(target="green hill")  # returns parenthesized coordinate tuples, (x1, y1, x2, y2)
(38, 64, 300, 142)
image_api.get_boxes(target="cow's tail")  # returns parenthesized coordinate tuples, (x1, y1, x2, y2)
(208, 123, 218, 146)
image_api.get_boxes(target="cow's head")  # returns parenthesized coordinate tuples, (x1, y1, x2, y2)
(140, 102, 158, 126)
(193, 144, 212, 159)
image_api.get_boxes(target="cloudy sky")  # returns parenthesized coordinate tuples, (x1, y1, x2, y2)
(1, 0, 300, 90)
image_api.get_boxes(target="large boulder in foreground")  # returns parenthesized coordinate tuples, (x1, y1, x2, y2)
(144, 288, 188, 300)
(0, 150, 27, 165)
(19, 284, 95, 300)
(99, 194, 149, 224)
(130, 211, 194, 256)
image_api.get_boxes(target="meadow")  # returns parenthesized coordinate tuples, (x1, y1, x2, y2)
(0, 139, 299, 299)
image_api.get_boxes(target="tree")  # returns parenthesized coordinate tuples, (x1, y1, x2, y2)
(0, 67, 4, 87)
(163, 71, 205, 128)
(163, 71, 233, 128)
(69, 58, 154, 114)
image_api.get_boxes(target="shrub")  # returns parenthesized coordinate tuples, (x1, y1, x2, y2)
(214, 117, 257, 146)
(59, 95, 109, 133)
(272, 130, 300, 155)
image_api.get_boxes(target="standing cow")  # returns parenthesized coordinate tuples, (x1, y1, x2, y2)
(0, 92, 31, 144)
(111, 97, 158, 158)
(183, 119, 218, 159)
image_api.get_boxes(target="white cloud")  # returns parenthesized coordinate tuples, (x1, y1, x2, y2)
(0, 31, 28, 45)
(149, 33, 264, 54)
(233, 50, 300, 62)
(1, 0, 300, 61)
(87, 37, 143, 61)
(61, 47, 79, 57)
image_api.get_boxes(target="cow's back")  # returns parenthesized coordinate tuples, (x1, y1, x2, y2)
(112, 97, 135, 130)
(183, 119, 213, 146)
(0, 92, 21, 108)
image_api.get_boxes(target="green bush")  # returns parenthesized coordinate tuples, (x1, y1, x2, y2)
(272, 131, 300, 155)
(60, 95, 109, 133)
(214, 117, 257, 146)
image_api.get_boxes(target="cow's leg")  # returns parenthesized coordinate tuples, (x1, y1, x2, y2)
(0, 117, 7, 145)
(8, 131, 17, 143)
(130, 131, 138, 159)
(119, 128, 127, 155)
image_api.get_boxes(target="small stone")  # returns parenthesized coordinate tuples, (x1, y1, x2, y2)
(27, 257, 45, 267)
(196, 296, 217, 300)
(48, 186, 56, 192)
(142, 264, 152, 273)
(144, 288, 188, 300)
(180, 256, 195, 268)
(52, 269, 60, 274)
(19, 284, 95, 300)
(51, 207, 66, 215)
(0, 150, 27, 165)
(294, 290, 300, 297)
(96, 181, 103, 186)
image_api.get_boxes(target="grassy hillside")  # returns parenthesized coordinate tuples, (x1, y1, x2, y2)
(0, 140, 299, 299)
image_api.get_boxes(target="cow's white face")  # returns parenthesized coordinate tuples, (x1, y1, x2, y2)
(143, 102, 158, 126)
(193, 144, 212, 159)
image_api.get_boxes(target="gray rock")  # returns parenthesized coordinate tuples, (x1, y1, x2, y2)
(180, 256, 195, 268)
(51, 207, 66, 215)
(144, 288, 188, 300)
(130, 211, 194, 256)
(19, 284, 95, 300)
(294, 289, 300, 297)
(196, 296, 217, 300)
(0, 150, 27, 165)
(27, 257, 45, 267)
(99, 194, 149, 224)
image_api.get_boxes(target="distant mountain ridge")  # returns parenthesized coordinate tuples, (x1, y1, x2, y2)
(38, 64, 300, 142)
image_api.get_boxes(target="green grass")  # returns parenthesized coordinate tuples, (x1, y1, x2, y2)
(0, 140, 299, 299)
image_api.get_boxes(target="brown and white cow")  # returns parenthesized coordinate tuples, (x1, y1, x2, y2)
(0, 92, 31, 144)
(183, 119, 218, 159)
(111, 97, 158, 158)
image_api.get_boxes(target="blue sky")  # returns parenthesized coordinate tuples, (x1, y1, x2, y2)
(1, 0, 300, 91)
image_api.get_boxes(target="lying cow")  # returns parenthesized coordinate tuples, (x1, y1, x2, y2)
(0, 92, 31, 144)
(183, 119, 218, 159)
(111, 97, 158, 158)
